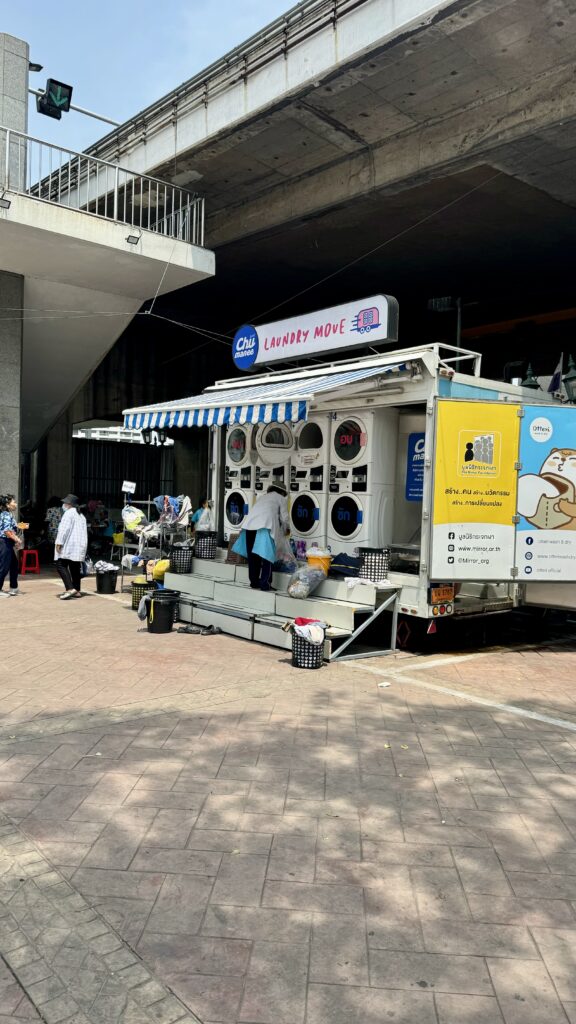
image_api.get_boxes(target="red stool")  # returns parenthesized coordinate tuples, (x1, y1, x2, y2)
(20, 549, 40, 575)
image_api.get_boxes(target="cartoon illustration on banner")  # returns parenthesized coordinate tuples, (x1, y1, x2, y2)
(431, 401, 520, 580)
(516, 406, 576, 581)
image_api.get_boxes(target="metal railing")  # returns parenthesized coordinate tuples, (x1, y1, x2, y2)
(0, 126, 205, 246)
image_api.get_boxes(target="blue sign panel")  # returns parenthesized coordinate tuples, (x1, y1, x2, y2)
(406, 432, 425, 501)
(232, 325, 259, 371)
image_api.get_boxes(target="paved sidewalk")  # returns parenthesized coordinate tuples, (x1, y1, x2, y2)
(0, 576, 576, 1022)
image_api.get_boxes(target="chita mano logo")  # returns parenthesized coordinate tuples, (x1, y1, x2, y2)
(232, 325, 259, 370)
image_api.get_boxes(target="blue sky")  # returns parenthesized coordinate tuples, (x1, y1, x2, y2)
(5, 0, 294, 153)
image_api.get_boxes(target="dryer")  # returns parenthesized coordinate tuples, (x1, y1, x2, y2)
(253, 421, 293, 495)
(289, 416, 330, 546)
(329, 408, 398, 493)
(223, 425, 254, 539)
(327, 408, 398, 555)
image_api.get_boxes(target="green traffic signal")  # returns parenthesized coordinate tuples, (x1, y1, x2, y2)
(37, 78, 73, 119)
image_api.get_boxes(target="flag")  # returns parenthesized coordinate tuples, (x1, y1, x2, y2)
(548, 353, 563, 394)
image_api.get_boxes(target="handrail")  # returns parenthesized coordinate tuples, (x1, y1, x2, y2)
(0, 126, 205, 246)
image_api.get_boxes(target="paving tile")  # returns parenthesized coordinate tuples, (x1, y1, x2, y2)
(310, 913, 368, 985)
(422, 920, 538, 958)
(138, 932, 251, 976)
(263, 880, 364, 915)
(130, 847, 221, 876)
(239, 941, 308, 1024)
(71, 869, 165, 900)
(403, 824, 490, 846)
(210, 854, 267, 906)
(202, 905, 312, 943)
(509, 871, 576, 900)
(531, 927, 576, 1001)
(411, 866, 471, 921)
(452, 847, 511, 895)
(186, 829, 272, 854)
(306, 983, 436, 1024)
(146, 874, 213, 935)
(267, 835, 316, 882)
(370, 949, 492, 994)
(24, 788, 93, 822)
(142, 811, 197, 849)
(162, 974, 243, 1024)
(435, 993, 504, 1023)
(236, 813, 317, 836)
(195, 796, 246, 831)
(361, 840, 452, 866)
(487, 957, 568, 1023)
(468, 893, 575, 926)
(81, 821, 152, 870)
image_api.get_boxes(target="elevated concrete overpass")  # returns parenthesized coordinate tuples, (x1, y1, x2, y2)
(87, 0, 576, 250)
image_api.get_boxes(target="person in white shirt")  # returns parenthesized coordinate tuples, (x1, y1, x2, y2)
(232, 484, 290, 591)
(54, 494, 88, 600)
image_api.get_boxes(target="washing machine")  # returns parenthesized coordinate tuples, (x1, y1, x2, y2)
(289, 416, 330, 546)
(223, 425, 255, 539)
(253, 421, 293, 494)
(329, 408, 398, 494)
(327, 486, 396, 556)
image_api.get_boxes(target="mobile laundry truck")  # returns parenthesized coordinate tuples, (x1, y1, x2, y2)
(124, 296, 575, 656)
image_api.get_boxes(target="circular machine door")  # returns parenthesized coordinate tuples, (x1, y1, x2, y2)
(224, 489, 249, 530)
(290, 492, 321, 536)
(254, 422, 294, 467)
(293, 419, 325, 467)
(330, 493, 364, 540)
(332, 417, 369, 466)
(226, 426, 251, 467)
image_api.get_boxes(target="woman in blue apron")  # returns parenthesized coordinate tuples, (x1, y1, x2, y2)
(232, 484, 289, 591)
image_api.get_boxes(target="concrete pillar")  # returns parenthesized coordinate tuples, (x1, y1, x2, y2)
(0, 272, 23, 497)
(0, 34, 29, 190)
(45, 411, 73, 501)
(0, 35, 28, 497)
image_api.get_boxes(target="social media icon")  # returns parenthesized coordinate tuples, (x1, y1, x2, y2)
(448, 532, 455, 540)
(448, 545, 454, 552)
(525, 537, 533, 546)
(524, 566, 533, 575)
(525, 552, 533, 560)
(448, 556, 454, 564)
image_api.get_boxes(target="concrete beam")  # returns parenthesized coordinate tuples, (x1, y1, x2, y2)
(206, 60, 576, 247)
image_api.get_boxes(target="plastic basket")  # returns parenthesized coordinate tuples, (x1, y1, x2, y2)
(195, 532, 217, 560)
(291, 631, 324, 670)
(131, 580, 158, 610)
(307, 554, 332, 575)
(358, 547, 390, 583)
(169, 548, 193, 574)
(226, 533, 246, 565)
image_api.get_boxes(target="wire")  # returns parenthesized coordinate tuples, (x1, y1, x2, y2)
(249, 170, 504, 323)
(148, 312, 232, 348)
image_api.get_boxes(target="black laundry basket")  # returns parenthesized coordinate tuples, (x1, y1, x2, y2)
(195, 531, 217, 560)
(291, 631, 324, 670)
(169, 547, 193, 574)
(96, 571, 118, 594)
(147, 593, 179, 634)
(358, 547, 390, 583)
(131, 580, 158, 610)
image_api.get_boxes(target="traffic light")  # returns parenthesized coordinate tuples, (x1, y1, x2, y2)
(36, 79, 73, 120)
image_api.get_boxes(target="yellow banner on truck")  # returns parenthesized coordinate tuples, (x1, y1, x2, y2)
(431, 400, 520, 580)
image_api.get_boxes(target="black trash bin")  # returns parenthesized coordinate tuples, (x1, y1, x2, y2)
(152, 588, 180, 623)
(96, 571, 118, 594)
(147, 593, 179, 634)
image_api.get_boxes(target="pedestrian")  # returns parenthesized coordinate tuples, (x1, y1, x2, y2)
(0, 494, 22, 597)
(232, 484, 290, 591)
(54, 494, 88, 600)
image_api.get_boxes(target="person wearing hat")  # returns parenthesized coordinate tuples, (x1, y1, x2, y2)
(232, 483, 290, 592)
(54, 495, 88, 600)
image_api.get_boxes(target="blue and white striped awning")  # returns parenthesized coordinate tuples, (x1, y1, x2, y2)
(123, 362, 407, 430)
